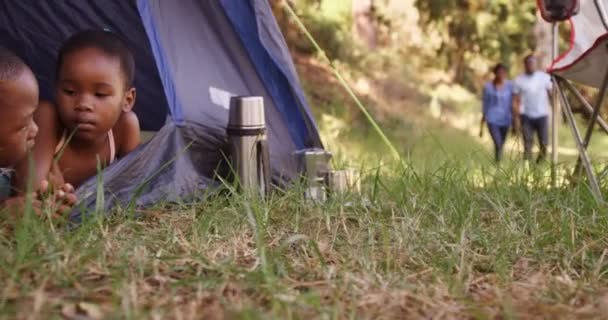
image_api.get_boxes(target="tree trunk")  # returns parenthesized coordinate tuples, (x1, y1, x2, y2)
(352, 0, 377, 49)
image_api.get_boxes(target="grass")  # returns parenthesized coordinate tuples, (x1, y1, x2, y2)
(2, 152, 608, 319)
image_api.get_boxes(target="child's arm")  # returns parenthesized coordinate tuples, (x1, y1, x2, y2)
(115, 111, 141, 158)
(480, 86, 489, 138)
(2, 195, 43, 219)
(2, 191, 75, 220)
(14, 102, 62, 193)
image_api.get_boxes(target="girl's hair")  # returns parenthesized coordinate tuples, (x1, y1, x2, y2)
(493, 63, 507, 74)
(56, 29, 135, 88)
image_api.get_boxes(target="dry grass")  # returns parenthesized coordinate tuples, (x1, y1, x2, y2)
(2, 161, 608, 319)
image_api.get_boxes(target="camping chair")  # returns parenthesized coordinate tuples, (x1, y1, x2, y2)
(540, 0, 608, 203)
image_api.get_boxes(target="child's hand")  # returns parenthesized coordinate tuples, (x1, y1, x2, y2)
(36, 180, 77, 218)
(39, 180, 77, 206)
(59, 183, 77, 207)
(2, 195, 44, 219)
(2, 182, 75, 222)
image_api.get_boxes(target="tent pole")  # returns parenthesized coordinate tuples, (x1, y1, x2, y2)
(555, 76, 604, 204)
(560, 78, 608, 134)
(551, 22, 559, 186)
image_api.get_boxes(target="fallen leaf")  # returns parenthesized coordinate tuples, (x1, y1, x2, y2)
(61, 302, 104, 320)
(78, 302, 104, 320)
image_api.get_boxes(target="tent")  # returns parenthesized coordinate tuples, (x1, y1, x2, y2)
(0, 0, 323, 219)
(544, 0, 608, 203)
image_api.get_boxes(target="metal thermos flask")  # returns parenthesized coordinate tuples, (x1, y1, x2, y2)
(227, 96, 271, 196)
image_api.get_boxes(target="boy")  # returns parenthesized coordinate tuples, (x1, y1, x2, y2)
(0, 46, 75, 218)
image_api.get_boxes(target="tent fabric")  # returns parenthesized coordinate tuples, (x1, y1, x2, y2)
(249, 1, 322, 148)
(221, 0, 321, 149)
(133, 0, 303, 180)
(0, 0, 323, 217)
(549, 0, 608, 88)
(136, 0, 184, 126)
(71, 121, 225, 223)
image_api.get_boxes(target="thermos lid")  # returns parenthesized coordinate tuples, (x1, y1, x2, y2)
(228, 96, 265, 129)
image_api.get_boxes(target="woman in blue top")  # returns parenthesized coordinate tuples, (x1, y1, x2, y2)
(481, 63, 514, 162)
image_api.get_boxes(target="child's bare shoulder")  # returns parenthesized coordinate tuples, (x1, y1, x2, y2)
(114, 111, 140, 136)
(114, 111, 140, 155)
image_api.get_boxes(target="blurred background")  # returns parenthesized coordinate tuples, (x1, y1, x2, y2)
(269, 0, 606, 169)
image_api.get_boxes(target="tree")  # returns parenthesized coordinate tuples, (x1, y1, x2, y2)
(415, 0, 537, 87)
(534, 11, 554, 69)
(352, 0, 377, 49)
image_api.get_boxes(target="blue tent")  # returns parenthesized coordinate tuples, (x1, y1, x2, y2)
(0, 0, 323, 216)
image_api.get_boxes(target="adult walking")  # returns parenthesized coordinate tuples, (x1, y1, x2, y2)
(481, 63, 514, 162)
(513, 55, 553, 163)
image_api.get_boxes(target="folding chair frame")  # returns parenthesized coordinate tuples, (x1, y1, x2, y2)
(551, 68, 608, 204)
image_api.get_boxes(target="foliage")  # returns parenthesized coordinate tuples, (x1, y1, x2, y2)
(277, 0, 540, 91)
(415, 0, 538, 88)
(277, 0, 356, 61)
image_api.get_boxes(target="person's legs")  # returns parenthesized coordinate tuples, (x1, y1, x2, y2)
(521, 115, 534, 161)
(487, 123, 504, 161)
(497, 125, 510, 161)
(534, 116, 549, 163)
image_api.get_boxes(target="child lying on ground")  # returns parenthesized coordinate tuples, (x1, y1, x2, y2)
(27, 30, 141, 189)
(0, 46, 76, 218)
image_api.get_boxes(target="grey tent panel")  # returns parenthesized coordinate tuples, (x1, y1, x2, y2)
(71, 121, 224, 222)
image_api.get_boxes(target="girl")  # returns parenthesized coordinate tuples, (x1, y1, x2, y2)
(29, 30, 140, 188)
(480, 63, 514, 162)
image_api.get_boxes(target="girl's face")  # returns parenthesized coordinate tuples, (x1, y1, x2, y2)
(56, 47, 135, 142)
(495, 68, 507, 82)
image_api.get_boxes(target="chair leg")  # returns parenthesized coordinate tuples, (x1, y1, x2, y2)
(554, 76, 604, 204)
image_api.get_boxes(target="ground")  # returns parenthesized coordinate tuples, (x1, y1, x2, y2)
(2, 162, 608, 319)
(3, 29, 608, 320)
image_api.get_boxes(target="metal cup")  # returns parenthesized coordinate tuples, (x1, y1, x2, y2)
(294, 149, 333, 202)
(327, 169, 361, 197)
